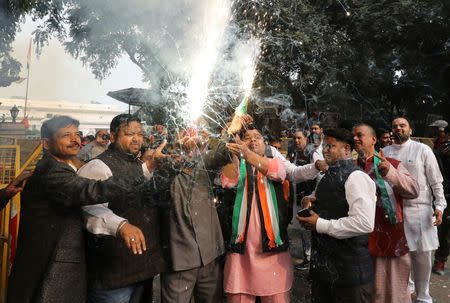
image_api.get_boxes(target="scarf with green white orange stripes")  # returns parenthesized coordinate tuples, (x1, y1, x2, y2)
(231, 158, 283, 249)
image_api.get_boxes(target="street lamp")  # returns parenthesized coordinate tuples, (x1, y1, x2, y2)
(10, 105, 19, 123)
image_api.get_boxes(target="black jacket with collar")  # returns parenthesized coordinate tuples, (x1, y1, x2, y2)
(86, 147, 166, 290)
(7, 153, 147, 303)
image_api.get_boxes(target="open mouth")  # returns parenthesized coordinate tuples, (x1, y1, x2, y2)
(67, 143, 80, 149)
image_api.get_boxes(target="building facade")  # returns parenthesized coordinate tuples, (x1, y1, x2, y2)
(0, 98, 125, 136)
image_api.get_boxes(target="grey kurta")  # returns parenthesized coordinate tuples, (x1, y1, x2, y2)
(165, 139, 230, 271)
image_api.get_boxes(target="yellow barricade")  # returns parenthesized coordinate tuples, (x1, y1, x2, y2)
(0, 139, 42, 303)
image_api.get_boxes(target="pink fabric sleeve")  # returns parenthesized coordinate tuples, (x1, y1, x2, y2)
(384, 162, 420, 199)
(221, 170, 239, 189)
(265, 156, 286, 183)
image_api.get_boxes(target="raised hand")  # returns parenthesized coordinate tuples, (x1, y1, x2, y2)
(1, 170, 33, 200)
(143, 140, 169, 172)
(226, 137, 250, 159)
(152, 125, 168, 138)
(376, 149, 390, 177)
(227, 114, 254, 135)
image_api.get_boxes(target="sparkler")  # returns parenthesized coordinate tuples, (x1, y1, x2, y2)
(185, 0, 231, 122)
(235, 38, 260, 116)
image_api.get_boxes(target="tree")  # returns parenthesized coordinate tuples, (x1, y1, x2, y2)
(2, 0, 449, 132)
(233, 0, 449, 128)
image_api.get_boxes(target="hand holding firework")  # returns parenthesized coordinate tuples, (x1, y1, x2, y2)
(227, 113, 253, 135)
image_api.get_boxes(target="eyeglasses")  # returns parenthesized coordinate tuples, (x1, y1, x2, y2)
(243, 134, 263, 141)
(101, 134, 111, 140)
(322, 143, 332, 150)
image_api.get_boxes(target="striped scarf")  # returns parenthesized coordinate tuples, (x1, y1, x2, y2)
(374, 153, 402, 224)
(231, 159, 283, 248)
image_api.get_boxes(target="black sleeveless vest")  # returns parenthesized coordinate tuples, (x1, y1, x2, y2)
(87, 147, 166, 290)
(223, 146, 290, 254)
(311, 159, 373, 286)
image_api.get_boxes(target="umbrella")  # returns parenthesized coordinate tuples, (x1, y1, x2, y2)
(107, 88, 160, 113)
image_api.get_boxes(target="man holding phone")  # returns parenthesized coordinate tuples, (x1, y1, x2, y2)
(297, 128, 376, 303)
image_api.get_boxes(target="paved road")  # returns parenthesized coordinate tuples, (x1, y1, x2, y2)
(288, 225, 450, 303)
(151, 225, 450, 302)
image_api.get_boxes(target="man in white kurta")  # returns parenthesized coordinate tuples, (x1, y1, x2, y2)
(383, 118, 446, 303)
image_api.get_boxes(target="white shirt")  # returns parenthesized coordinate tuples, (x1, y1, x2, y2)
(383, 139, 446, 252)
(312, 142, 325, 162)
(79, 159, 152, 236)
(383, 139, 446, 212)
(315, 170, 376, 239)
(270, 146, 320, 183)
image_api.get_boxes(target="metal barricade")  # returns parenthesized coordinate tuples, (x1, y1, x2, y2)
(0, 139, 42, 303)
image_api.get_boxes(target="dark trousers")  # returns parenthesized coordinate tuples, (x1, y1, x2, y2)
(435, 206, 450, 263)
(311, 280, 373, 303)
(161, 258, 222, 303)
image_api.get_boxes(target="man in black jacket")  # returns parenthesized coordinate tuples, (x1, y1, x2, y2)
(7, 116, 154, 303)
(79, 114, 166, 303)
(298, 128, 376, 303)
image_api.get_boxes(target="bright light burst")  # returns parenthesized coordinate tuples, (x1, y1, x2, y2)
(235, 38, 260, 116)
(240, 38, 260, 97)
(185, 0, 231, 121)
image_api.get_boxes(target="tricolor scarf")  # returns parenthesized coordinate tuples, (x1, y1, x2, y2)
(231, 159, 283, 249)
(373, 152, 402, 224)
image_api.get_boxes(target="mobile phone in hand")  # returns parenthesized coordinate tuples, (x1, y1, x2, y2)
(297, 208, 312, 218)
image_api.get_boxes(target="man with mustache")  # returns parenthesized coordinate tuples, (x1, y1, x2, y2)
(79, 114, 166, 302)
(297, 128, 376, 303)
(78, 129, 110, 161)
(7, 116, 155, 303)
(353, 123, 419, 303)
(383, 117, 446, 303)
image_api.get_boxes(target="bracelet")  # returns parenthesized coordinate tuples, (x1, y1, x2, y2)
(116, 220, 128, 237)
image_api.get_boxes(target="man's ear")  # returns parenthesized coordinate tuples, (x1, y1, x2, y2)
(344, 143, 352, 154)
(371, 135, 377, 145)
(41, 138, 51, 151)
(109, 132, 117, 144)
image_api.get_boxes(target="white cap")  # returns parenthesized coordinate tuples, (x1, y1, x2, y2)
(429, 120, 448, 131)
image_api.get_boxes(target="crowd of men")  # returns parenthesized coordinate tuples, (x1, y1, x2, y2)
(2, 113, 448, 303)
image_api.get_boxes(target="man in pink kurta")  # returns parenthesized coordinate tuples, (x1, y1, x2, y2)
(223, 127, 293, 303)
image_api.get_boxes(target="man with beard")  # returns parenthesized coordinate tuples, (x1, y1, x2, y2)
(376, 128, 392, 151)
(221, 125, 293, 302)
(8, 116, 152, 303)
(297, 128, 376, 303)
(78, 129, 110, 161)
(353, 123, 419, 303)
(383, 117, 446, 303)
(78, 114, 166, 302)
